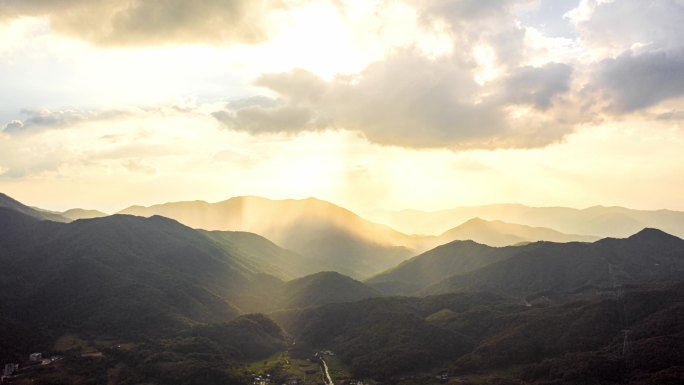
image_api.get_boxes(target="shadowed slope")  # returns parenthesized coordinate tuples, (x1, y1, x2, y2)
(0, 192, 68, 222)
(425, 229, 684, 299)
(0, 207, 288, 344)
(277, 271, 380, 309)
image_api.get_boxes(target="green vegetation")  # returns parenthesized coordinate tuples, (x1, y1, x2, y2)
(2, 193, 684, 385)
(275, 284, 684, 384)
(370, 228, 684, 299)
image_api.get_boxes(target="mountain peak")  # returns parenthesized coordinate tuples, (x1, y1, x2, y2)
(628, 227, 682, 242)
(462, 217, 488, 224)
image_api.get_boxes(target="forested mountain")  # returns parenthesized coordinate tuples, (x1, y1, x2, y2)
(276, 271, 380, 309)
(200, 229, 319, 280)
(369, 229, 684, 299)
(366, 240, 516, 295)
(425, 229, 684, 300)
(2, 192, 684, 385)
(275, 283, 684, 383)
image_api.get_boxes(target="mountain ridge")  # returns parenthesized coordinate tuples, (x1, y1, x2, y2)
(117, 195, 418, 278)
(368, 203, 684, 238)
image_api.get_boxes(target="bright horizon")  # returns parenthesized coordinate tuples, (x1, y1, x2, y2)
(2, 0, 684, 214)
(11, 191, 684, 220)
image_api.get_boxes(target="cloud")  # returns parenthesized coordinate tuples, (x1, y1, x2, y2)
(1, 109, 130, 134)
(568, 1, 684, 113)
(572, 0, 684, 53)
(411, 0, 533, 69)
(0, 0, 281, 46)
(214, 104, 320, 134)
(214, 51, 580, 150)
(593, 49, 684, 112)
(503, 63, 573, 109)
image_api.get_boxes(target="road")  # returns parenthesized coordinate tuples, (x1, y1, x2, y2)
(320, 356, 334, 385)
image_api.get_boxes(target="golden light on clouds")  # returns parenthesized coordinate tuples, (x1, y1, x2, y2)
(1, 0, 684, 213)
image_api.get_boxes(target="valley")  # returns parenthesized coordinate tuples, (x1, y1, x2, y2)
(1, 193, 684, 385)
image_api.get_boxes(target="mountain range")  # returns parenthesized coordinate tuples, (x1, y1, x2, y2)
(115, 196, 604, 278)
(368, 228, 684, 300)
(369, 203, 684, 238)
(2, 191, 684, 384)
(118, 196, 417, 278)
(435, 216, 598, 246)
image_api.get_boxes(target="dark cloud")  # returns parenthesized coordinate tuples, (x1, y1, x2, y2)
(2, 109, 85, 133)
(2, 109, 130, 134)
(503, 63, 573, 109)
(214, 105, 320, 134)
(0, 0, 277, 45)
(572, 0, 684, 113)
(214, 51, 579, 150)
(593, 49, 684, 112)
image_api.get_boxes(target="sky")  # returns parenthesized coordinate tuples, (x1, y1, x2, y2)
(1, 0, 684, 214)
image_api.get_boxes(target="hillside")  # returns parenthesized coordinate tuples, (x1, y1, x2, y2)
(118, 196, 418, 278)
(424, 228, 684, 300)
(366, 240, 519, 295)
(0, 192, 68, 222)
(0, 206, 289, 358)
(275, 284, 684, 383)
(438, 217, 599, 246)
(201, 229, 320, 280)
(274, 292, 508, 378)
(276, 271, 380, 309)
(370, 228, 684, 298)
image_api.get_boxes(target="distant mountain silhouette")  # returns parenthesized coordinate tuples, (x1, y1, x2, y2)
(60, 208, 108, 220)
(118, 196, 417, 278)
(437, 217, 598, 246)
(370, 203, 684, 238)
